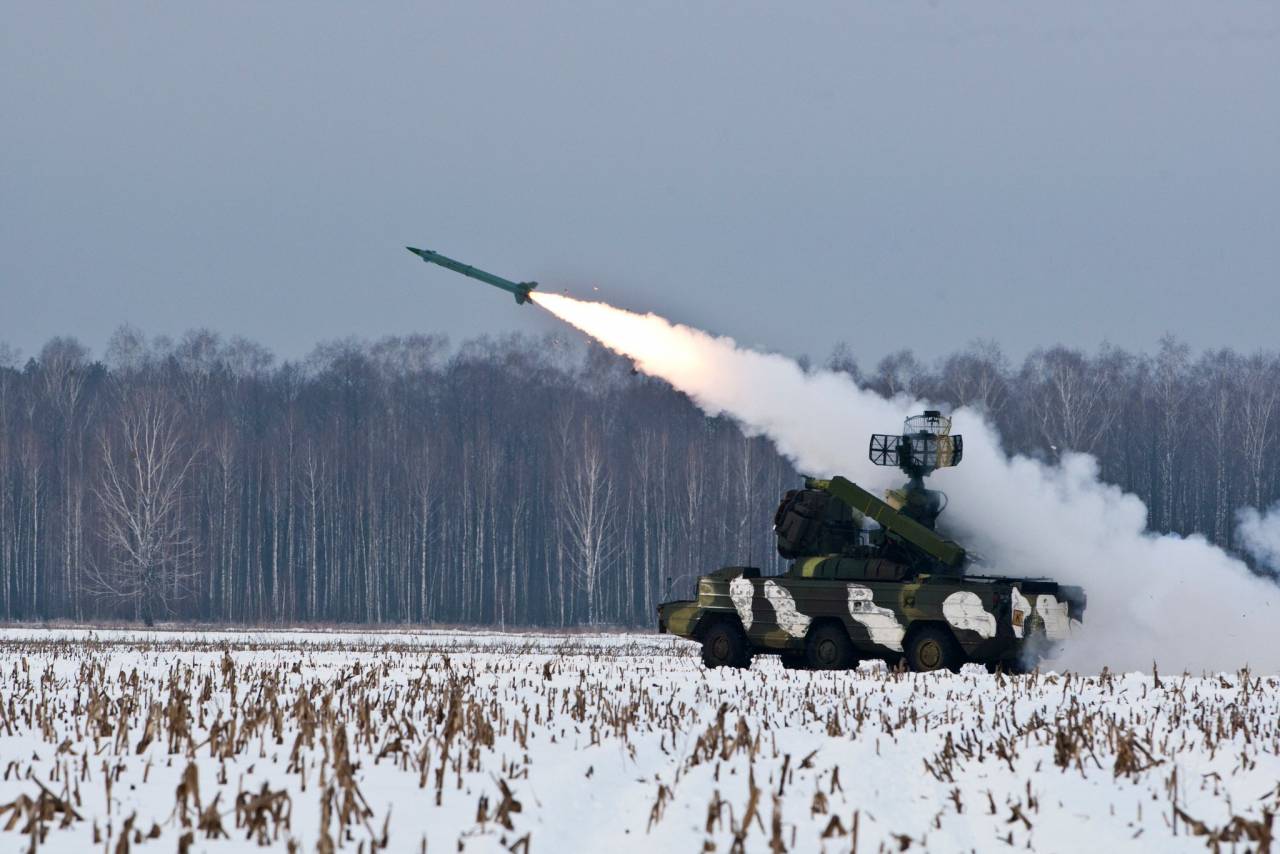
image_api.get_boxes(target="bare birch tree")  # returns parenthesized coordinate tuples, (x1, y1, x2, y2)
(558, 413, 617, 624)
(87, 384, 197, 624)
(1023, 346, 1124, 457)
(938, 340, 1009, 418)
(1240, 353, 1280, 509)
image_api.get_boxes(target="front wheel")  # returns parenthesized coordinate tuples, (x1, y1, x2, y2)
(904, 625, 964, 673)
(701, 621, 752, 669)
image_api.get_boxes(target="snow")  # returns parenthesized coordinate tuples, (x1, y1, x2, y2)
(0, 627, 1276, 852)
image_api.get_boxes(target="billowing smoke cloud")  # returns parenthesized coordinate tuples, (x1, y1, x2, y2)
(1237, 504, 1280, 576)
(532, 292, 1280, 674)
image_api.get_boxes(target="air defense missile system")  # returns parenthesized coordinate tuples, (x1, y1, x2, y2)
(657, 411, 1086, 672)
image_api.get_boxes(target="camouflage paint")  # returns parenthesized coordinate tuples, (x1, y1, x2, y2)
(942, 591, 997, 639)
(795, 557, 827, 579)
(1010, 587, 1032, 639)
(658, 565, 1085, 668)
(846, 584, 905, 651)
(763, 581, 811, 638)
(729, 576, 754, 630)
(659, 602, 701, 638)
(1035, 594, 1072, 641)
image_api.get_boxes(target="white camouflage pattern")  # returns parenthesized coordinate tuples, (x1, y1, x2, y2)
(1035, 594, 1072, 641)
(729, 576, 754, 631)
(1010, 587, 1032, 639)
(845, 585, 905, 652)
(763, 580, 811, 638)
(942, 590, 997, 639)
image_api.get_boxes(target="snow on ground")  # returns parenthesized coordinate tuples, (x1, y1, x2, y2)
(0, 628, 1276, 853)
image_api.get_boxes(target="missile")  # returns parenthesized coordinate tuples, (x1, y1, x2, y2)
(406, 247, 537, 305)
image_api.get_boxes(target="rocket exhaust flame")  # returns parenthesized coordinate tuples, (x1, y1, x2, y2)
(532, 291, 1280, 674)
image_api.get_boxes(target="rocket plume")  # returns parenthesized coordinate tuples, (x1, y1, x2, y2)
(532, 291, 1280, 674)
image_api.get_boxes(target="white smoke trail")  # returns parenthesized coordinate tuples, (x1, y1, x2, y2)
(531, 292, 1280, 673)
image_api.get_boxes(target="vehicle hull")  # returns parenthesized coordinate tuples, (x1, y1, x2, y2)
(658, 566, 1084, 669)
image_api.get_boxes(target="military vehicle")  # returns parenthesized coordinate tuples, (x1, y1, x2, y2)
(657, 411, 1086, 672)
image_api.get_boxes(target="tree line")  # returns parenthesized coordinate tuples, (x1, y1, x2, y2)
(0, 329, 1275, 626)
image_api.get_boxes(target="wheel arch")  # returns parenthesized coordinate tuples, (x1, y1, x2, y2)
(805, 615, 854, 643)
(693, 610, 747, 641)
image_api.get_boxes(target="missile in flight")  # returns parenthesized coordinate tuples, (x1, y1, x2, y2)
(406, 246, 537, 305)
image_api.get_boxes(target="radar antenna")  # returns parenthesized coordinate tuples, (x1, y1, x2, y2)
(869, 410, 963, 479)
(868, 410, 962, 529)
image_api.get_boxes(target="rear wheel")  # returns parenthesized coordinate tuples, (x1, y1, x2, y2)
(700, 621, 752, 669)
(805, 622, 857, 670)
(904, 625, 964, 673)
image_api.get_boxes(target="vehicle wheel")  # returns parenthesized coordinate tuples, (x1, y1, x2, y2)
(701, 621, 752, 669)
(983, 659, 1025, 675)
(805, 622, 856, 670)
(780, 651, 808, 670)
(904, 625, 964, 673)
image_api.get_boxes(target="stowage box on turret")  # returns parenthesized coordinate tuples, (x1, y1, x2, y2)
(657, 412, 1086, 672)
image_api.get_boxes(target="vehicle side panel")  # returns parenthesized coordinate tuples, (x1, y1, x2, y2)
(658, 568, 1080, 666)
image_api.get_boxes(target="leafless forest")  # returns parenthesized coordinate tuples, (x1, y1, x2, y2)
(0, 329, 1275, 626)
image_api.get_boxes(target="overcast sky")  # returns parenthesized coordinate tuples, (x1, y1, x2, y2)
(3, 2, 1277, 368)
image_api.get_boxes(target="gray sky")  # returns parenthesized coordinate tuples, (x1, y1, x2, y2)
(3, 2, 1277, 368)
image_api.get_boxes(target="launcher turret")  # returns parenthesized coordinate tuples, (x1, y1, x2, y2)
(772, 411, 968, 573)
(819, 476, 965, 569)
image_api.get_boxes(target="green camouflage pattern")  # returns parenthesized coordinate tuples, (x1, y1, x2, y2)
(658, 561, 1085, 669)
(659, 414, 1086, 671)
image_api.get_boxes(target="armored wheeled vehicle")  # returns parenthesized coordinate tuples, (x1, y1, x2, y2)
(657, 412, 1086, 672)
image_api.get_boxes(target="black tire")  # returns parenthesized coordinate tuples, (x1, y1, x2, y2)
(779, 651, 809, 670)
(904, 625, 964, 673)
(700, 620, 752, 669)
(805, 622, 857, 670)
(986, 656, 1037, 675)
(987, 627, 1048, 675)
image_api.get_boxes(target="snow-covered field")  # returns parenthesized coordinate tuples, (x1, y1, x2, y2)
(0, 628, 1276, 852)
